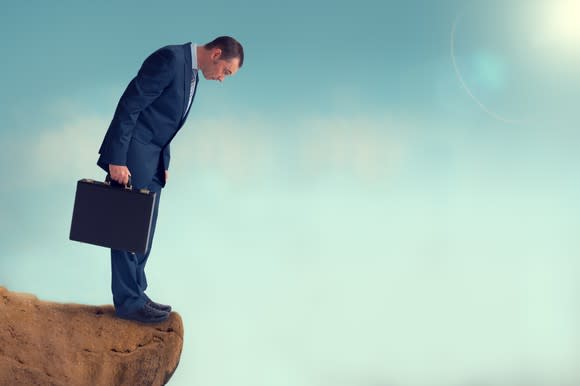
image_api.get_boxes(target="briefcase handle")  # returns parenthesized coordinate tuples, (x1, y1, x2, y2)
(105, 174, 133, 190)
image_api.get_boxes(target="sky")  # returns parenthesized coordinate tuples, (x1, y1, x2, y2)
(1, 0, 580, 385)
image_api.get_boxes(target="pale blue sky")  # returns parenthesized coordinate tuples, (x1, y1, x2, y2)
(1, 1, 580, 385)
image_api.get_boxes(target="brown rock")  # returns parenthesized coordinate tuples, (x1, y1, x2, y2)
(0, 286, 183, 386)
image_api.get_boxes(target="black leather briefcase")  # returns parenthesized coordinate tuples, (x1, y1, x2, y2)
(69, 178, 157, 254)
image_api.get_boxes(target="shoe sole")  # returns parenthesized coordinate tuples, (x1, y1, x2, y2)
(146, 301, 172, 313)
(116, 314, 169, 324)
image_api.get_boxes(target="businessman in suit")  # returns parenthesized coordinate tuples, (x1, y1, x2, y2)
(97, 36, 244, 323)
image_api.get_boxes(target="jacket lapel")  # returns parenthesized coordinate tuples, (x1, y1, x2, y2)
(161, 43, 197, 151)
(181, 70, 198, 125)
(181, 43, 193, 121)
(177, 43, 200, 129)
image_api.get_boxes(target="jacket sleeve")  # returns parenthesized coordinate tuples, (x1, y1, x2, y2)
(162, 144, 170, 170)
(99, 48, 176, 166)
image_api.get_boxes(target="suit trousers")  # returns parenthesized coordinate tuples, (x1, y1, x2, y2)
(110, 174, 163, 315)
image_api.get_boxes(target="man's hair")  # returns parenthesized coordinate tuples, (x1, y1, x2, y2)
(204, 36, 244, 68)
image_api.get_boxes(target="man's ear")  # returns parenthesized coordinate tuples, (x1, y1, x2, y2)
(211, 48, 222, 61)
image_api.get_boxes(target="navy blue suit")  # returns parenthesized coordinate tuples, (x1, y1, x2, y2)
(97, 43, 198, 315)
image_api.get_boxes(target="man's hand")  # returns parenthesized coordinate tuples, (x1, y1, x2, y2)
(165, 170, 169, 183)
(109, 164, 131, 185)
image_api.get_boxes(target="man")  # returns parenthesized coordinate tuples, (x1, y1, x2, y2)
(97, 36, 244, 323)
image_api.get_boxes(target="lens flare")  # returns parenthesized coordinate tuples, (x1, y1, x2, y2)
(450, 13, 523, 124)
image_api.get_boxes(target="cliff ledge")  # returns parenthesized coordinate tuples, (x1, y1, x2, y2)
(0, 286, 183, 386)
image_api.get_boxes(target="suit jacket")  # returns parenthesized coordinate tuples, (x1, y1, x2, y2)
(97, 43, 198, 188)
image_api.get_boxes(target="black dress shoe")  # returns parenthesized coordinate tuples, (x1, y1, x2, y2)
(145, 294, 172, 313)
(117, 303, 169, 324)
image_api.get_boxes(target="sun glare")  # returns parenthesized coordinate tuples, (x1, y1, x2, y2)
(542, 0, 580, 49)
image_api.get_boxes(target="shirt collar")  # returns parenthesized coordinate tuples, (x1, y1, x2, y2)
(191, 43, 198, 70)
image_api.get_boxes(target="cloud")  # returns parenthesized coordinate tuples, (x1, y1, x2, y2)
(171, 114, 407, 183)
(33, 116, 107, 179)
(0, 113, 107, 190)
(2, 104, 409, 189)
(294, 116, 405, 180)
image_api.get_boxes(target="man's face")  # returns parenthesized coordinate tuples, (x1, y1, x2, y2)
(201, 49, 240, 82)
